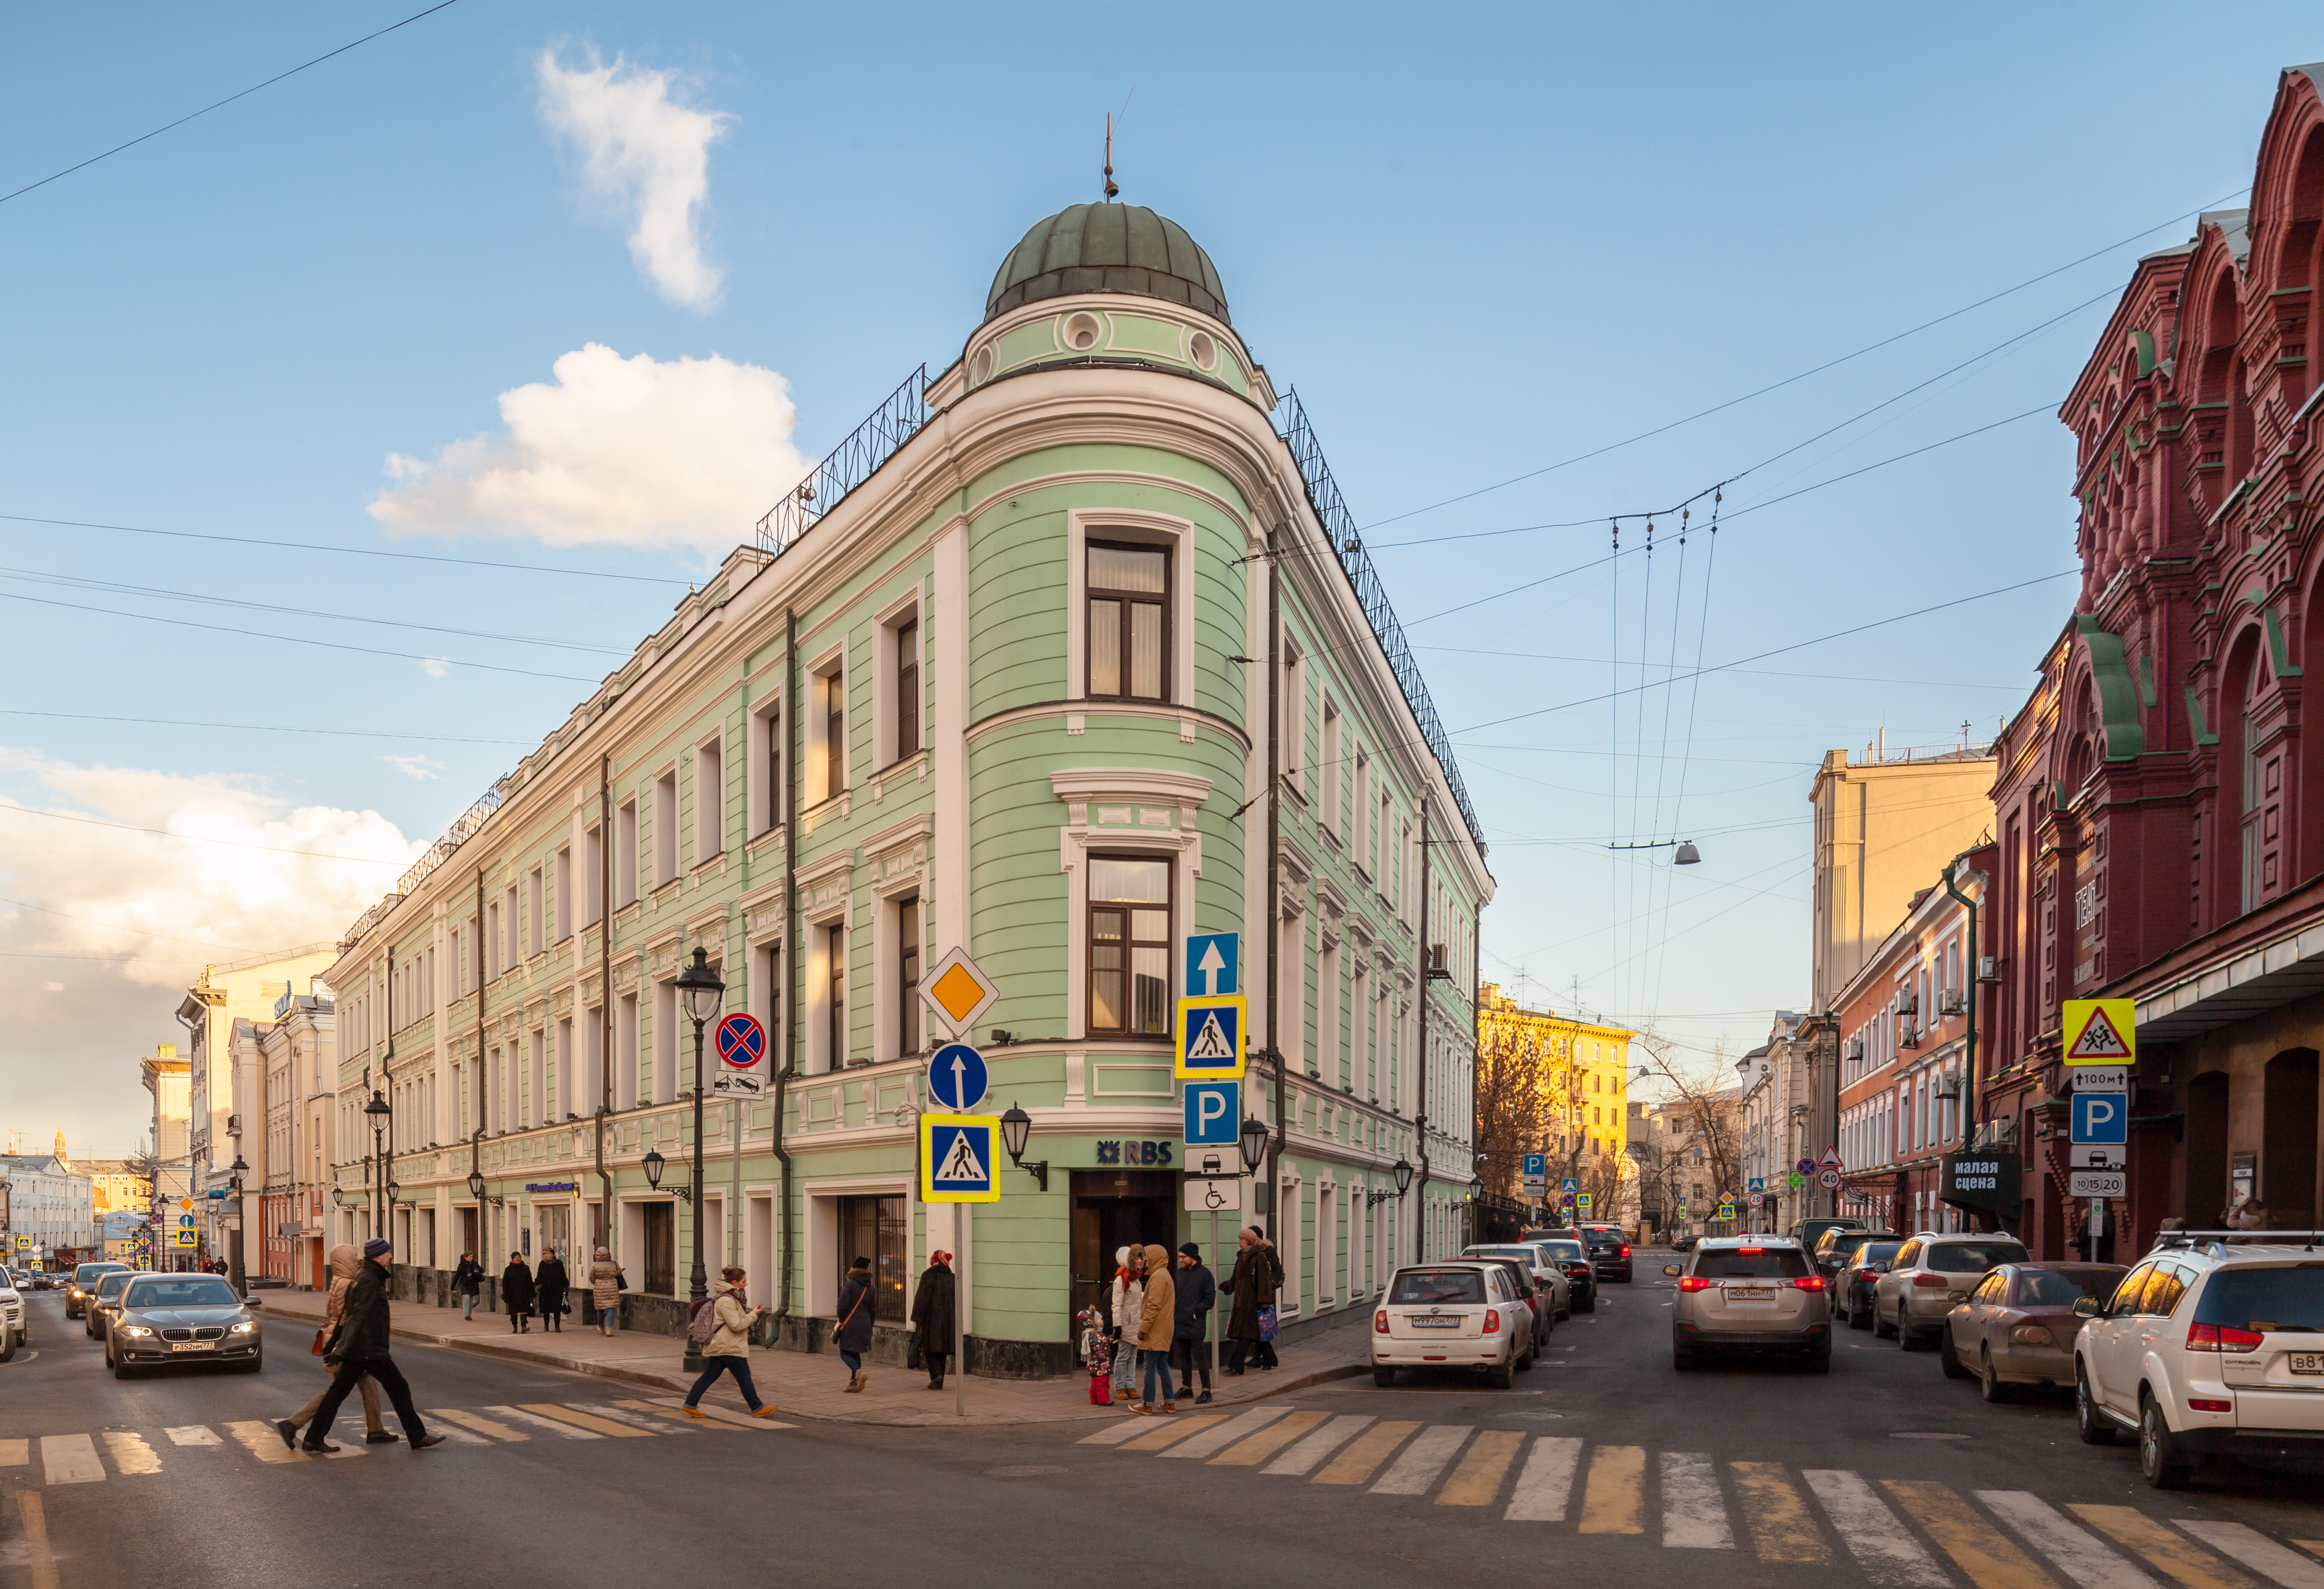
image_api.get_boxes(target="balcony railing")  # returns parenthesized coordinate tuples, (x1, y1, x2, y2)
(396, 786, 503, 898)
(1273, 390, 1483, 848)
(757, 365, 930, 557)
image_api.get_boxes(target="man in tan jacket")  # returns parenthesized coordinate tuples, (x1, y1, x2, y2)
(1133, 1242, 1178, 1413)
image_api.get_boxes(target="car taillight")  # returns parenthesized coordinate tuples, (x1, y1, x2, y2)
(1792, 1276, 1825, 1291)
(1678, 1276, 1711, 1292)
(2186, 1321, 2266, 1352)
(1619, 1246, 1631, 1258)
(1375, 1310, 1389, 1334)
(1482, 1309, 1502, 1334)
(1739, 1246, 1765, 1255)
(1912, 1274, 1948, 1288)
(2009, 1324, 2055, 1347)
(2188, 1397, 2233, 1413)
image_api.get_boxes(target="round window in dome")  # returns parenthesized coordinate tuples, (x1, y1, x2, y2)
(1063, 312, 1103, 352)
(1188, 330, 1218, 371)
(970, 344, 995, 385)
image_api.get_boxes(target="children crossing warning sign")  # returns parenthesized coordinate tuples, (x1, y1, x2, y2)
(1174, 994, 1247, 1080)
(2063, 998, 2135, 1064)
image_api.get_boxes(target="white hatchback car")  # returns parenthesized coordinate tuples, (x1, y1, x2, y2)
(1374, 1260, 1535, 1389)
(2074, 1236, 2324, 1488)
(0, 1277, 22, 1361)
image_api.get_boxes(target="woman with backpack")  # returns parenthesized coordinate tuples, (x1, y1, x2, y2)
(500, 1251, 536, 1334)
(835, 1255, 877, 1392)
(587, 1245, 623, 1336)
(679, 1267, 780, 1419)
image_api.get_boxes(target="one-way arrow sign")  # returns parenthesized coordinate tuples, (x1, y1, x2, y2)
(1186, 933, 1239, 997)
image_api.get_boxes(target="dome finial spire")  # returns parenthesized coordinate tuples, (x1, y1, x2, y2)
(1103, 112, 1119, 202)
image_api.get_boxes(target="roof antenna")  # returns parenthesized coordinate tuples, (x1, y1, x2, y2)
(1103, 113, 1119, 201)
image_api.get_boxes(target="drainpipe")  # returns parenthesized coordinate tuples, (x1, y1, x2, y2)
(1415, 797, 1431, 1258)
(1265, 529, 1283, 1238)
(474, 866, 490, 1251)
(772, 606, 799, 1326)
(1941, 847, 1984, 1221)
(596, 757, 615, 1260)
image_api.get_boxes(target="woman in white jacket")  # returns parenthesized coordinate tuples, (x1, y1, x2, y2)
(1109, 1246, 1143, 1404)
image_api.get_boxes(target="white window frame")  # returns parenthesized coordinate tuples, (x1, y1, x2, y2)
(808, 643, 850, 807)
(874, 588, 923, 772)
(750, 700, 783, 835)
(1320, 701, 1343, 836)
(653, 770, 678, 888)
(1063, 507, 1196, 715)
(555, 846, 573, 943)
(695, 731, 726, 866)
(615, 798, 639, 907)
(1049, 768, 1211, 1043)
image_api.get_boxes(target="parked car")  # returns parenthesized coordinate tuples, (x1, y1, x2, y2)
(0, 1276, 23, 1362)
(1836, 1240, 1909, 1329)
(1789, 1216, 1866, 1256)
(107, 1272, 264, 1379)
(1811, 1226, 1901, 1283)
(1533, 1238, 1598, 1313)
(1670, 1233, 1699, 1252)
(64, 1260, 129, 1319)
(1940, 1261, 2126, 1400)
(85, 1268, 140, 1340)
(1666, 1236, 1831, 1371)
(1523, 1227, 1585, 1246)
(1464, 1244, 1571, 1322)
(1373, 1261, 1534, 1389)
(1462, 1249, 1562, 1330)
(2074, 1237, 2324, 1488)
(1873, 1234, 2029, 1349)
(1579, 1223, 1635, 1283)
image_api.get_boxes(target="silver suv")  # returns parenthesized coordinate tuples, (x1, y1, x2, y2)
(1666, 1236, 1831, 1372)
(1873, 1233, 2027, 1349)
(2074, 1235, 2324, 1488)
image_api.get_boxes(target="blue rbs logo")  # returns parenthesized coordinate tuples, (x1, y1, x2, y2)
(1095, 1140, 1174, 1166)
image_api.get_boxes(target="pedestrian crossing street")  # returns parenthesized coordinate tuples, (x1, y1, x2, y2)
(0, 1397, 788, 1485)
(1078, 1408, 2324, 1588)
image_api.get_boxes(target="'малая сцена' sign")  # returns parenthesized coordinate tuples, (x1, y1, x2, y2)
(1939, 1152, 2021, 1215)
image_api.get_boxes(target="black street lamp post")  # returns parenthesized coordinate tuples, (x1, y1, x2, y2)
(228, 1155, 249, 1295)
(363, 1090, 391, 1245)
(675, 947, 725, 1375)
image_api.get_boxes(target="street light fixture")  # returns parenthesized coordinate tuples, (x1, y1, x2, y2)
(674, 945, 723, 1374)
(642, 1148, 666, 1189)
(1238, 1116, 1270, 1175)
(330, 1185, 343, 1209)
(997, 1104, 1048, 1193)
(467, 1169, 485, 1201)
(363, 1090, 391, 1242)
(1391, 1157, 1414, 1196)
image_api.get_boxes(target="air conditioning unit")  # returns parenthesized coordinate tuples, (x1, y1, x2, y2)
(1978, 956, 2001, 983)
(1897, 1022, 1919, 1050)
(1844, 1036, 1865, 1061)
(1894, 989, 1918, 1016)
(226, 1114, 242, 1138)
(1932, 1067, 1961, 1100)
(1426, 943, 1450, 979)
(1938, 989, 1969, 1018)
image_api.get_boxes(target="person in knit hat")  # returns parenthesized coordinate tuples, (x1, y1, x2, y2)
(911, 1249, 957, 1390)
(1171, 1241, 1217, 1404)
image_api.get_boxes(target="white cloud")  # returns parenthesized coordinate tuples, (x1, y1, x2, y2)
(41, 981, 63, 993)
(537, 47, 730, 309)
(368, 342, 806, 553)
(419, 657, 451, 678)
(383, 753, 444, 781)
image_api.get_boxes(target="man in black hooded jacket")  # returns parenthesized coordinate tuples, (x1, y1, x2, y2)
(296, 1237, 445, 1453)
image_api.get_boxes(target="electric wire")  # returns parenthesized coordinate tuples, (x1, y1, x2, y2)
(0, 896, 262, 954)
(0, 799, 409, 866)
(0, 707, 528, 745)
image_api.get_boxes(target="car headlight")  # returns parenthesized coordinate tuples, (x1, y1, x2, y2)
(68, 1289, 83, 1299)
(121, 1325, 154, 1337)
(230, 1320, 258, 1334)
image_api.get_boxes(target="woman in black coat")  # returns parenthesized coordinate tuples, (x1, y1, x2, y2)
(909, 1252, 956, 1391)
(534, 1248, 570, 1332)
(835, 1256, 877, 1393)
(500, 1252, 537, 1334)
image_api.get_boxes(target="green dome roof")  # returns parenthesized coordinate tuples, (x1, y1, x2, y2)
(986, 203, 1228, 325)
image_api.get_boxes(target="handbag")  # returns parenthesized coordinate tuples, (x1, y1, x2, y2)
(906, 1329, 923, 1370)
(309, 1327, 330, 1357)
(1258, 1303, 1278, 1343)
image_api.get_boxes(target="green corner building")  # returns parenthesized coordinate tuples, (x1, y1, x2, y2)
(324, 200, 1495, 1375)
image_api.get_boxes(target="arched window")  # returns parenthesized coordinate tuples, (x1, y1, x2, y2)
(2197, 270, 2244, 504)
(2223, 629, 2280, 916)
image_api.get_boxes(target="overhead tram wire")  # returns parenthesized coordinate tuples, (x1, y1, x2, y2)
(0, 800, 409, 866)
(0, 513, 692, 586)
(1353, 185, 2252, 535)
(0, 708, 530, 745)
(0, 0, 466, 207)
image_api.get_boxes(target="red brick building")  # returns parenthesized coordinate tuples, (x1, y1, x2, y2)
(1983, 62, 2324, 1258)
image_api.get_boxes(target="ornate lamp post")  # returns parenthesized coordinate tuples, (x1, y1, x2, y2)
(674, 947, 724, 1373)
(363, 1091, 392, 1244)
(228, 1154, 249, 1293)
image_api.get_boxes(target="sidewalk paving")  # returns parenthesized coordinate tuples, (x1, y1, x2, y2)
(256, 1287, 1366, 1428)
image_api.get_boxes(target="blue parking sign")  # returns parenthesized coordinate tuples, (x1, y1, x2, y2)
(2070, 1091, 2128, 1144)
(1523, 1153, 1546, 1179)
(1184, 1080, 1240, 1147)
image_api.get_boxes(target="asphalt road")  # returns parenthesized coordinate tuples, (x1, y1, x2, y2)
(6, 1258, 2323, 1587)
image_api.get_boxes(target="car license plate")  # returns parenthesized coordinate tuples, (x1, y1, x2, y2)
(169, 1341, 216, 1352)
(1729, 1287, 1776, 1301)
(2291, 1352, 2324, 1375)
(1407, 1314, 1461, 1329)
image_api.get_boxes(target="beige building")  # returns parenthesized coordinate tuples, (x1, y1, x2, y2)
(80, 1159, 149, 1216)
(140, 1045, 192, 1263)
(1809, 741, 1996, 1011)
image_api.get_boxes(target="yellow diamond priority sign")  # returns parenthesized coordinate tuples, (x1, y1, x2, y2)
(2063, 998, 2135, 1065)
(919, 946, 999, 1038)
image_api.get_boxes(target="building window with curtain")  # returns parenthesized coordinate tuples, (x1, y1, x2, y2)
(1088, 855, 1170, 1037)
(897, 895, 921, 1056)
(894, 618, 919, 761)
(828, 924, 848, 1069)
(1087, 542, 1168, 702)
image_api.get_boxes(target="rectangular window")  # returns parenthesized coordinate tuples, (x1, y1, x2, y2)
(653, 979, 677, 1104)
(897, 894, 921, 1057)
(894, 618, 920, 761)
(583, 1008, 604, 1113)
(755, 703, 782, 834)
(1086, 542, 1168, 701)
(653, 773, 677, 887)
(616, 799, 638, 906)
(556, 1017, 573, 1121)
(555, 846, 573, 943)
(641, 1203, 676, 1296)
(695, 735, 724, 863)
(528, 1029, 545, 1129)
(1088, 856, 1170, 1037)
(1280, 641, 1304, 797)
(584, 825, 603, 926)
(1321, 704, 1343, 834)
(835, 1194, 908, 1323)
(528, 866, 545, 956)
(758, 943, 782, 1051)
(827, 924, 848, 1069)
(1353, 751, 1369, 873)
(618, 993, 640, 1106)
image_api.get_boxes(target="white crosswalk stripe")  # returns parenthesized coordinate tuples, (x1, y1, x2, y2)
(1371, 1424, 1470, 1495)
(1504, 1435, 1580, 1522)
(1078, 1417, 1162, 1446)
(1264, 1414, 1371, 1476)
(40, 1434, 103, 1484)
(1660, 1451, 1731, 1549)
(1802, 1469, 1948, 1587)
(1979, 1491, 2158, 1589)
(1162, 1407, 1287, 1460)
(483, 1405, 604, 1439)
(2176, 1522, 2324, 1589)
(162, 1426, 219, 1447)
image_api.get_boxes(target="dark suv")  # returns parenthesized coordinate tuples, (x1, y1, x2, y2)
(1579, 1224, 1633, 1283)
(1810, 1227, 1901, 1284)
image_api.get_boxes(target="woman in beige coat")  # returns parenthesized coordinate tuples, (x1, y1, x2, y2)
(1132, 1243, 1177, 1414)
(587, 1246, 623, 1336)
(275, 1244, 391, 1449)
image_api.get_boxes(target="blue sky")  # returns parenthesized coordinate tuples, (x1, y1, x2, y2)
(3, 3, 2319, 1152)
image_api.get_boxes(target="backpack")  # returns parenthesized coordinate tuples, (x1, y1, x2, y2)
(686, 1295, 721, 1346)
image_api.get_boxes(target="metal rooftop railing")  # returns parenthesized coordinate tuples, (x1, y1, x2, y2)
(756, 364, 930, 556)
(1273, 389, 1483, 848)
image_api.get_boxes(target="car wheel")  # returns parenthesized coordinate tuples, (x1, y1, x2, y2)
(1979, 1348, 2017, 1404)
(1939, 1329, 1970, 1379)
(0, 1331, 15, 1363)
(1488, 1362, 1514, 1390)
(2076, 1365, 2116, 1446)
(1517, 1338, 1535, 1371)
(1873, 1302, 1897, 1339)
(1898, 1321, 1926, 1351)
(1578, 1294, 1596, 1314)
(1373, 1367, 1396, 1388)
(2138, 1392, 2195, 1489)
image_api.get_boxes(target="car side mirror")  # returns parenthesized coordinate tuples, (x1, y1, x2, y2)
(2071, 1296, 2098, 1318)
(246, 1295, 263, 1308)
(1662, 1264, 1681, 1277)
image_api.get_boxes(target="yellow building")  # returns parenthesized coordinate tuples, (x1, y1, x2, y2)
(1477, 985, 1634, 1213)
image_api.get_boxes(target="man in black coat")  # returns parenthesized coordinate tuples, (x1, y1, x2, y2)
(300, 1238, 445, 1452)
(1171, 1243, 1217, 1404)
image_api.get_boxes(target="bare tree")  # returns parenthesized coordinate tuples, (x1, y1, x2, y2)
(123, 1134, 159, 1204)
(1635, 1027, 1744, 1218)
(1473, 1017, 1564, 1203)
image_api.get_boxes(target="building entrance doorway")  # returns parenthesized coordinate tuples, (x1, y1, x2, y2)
(1070, 1169, 1177, 1339)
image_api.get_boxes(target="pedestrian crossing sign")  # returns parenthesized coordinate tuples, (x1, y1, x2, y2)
(921, 1113, 1000, 1203)
(1174, 994, 1247, 1080)
(2062, 998, 2135, 1064)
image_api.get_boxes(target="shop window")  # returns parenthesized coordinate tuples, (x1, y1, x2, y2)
(641, 1203, 676, 1296)
(1089, 856, 1170, 1037)
(836, 1194, 908, 1323)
